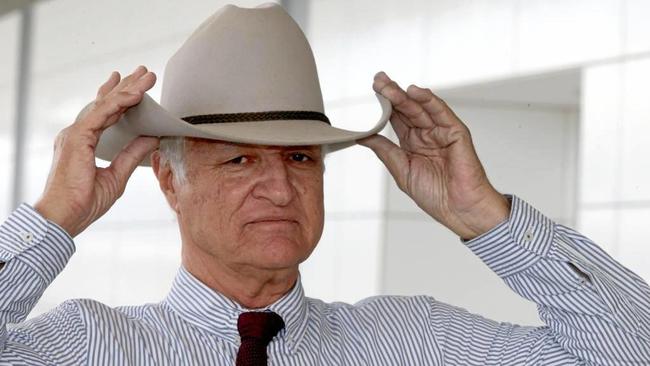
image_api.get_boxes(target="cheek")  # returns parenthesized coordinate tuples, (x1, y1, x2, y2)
(185, 173, 251, 205)
(185, 183, 223, 212)
(305, 175, 324, 205)
(297, 174, 324, 233)
(184, 177, 251, 223)
(178, 180, 221, 222)
(181, 183, 240, 246)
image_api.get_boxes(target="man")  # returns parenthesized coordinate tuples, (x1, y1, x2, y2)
(1, 3, 649, 365)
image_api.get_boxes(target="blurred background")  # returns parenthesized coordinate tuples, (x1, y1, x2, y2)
(1, 0, 648, 325)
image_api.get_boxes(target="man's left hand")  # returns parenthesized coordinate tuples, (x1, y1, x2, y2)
(358, 72, 510, 240)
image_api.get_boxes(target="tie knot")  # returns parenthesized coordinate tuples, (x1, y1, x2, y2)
(237, 311, 285, 345)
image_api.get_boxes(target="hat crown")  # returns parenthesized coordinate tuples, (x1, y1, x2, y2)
(160, 3, 325, 118)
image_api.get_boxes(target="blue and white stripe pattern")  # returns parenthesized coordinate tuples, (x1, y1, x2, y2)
(1, 195, 649, 365)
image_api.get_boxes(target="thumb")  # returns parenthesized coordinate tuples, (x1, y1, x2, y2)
(357, 134, 408, 189)
(108, 136, 160, 189)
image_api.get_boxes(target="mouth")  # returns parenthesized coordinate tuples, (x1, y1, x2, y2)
(247, 218, 299, 226)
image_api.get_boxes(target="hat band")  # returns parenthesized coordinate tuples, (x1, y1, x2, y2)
(182, 111, 330, 125)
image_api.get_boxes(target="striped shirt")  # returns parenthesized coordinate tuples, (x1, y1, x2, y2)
(0, 195, 649, 365)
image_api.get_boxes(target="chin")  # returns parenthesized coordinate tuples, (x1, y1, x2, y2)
(252, 236, 313, 269)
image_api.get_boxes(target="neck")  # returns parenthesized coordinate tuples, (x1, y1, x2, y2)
(181, 246, 298, 309)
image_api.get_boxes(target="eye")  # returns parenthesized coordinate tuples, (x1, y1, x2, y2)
(290, 153, 311, 162)
(228, 156, 249, 164)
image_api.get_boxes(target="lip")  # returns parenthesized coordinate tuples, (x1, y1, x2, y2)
(245, 217, 299, 225)
(249, 219, 297, 224)
(245, 219, 299, 231)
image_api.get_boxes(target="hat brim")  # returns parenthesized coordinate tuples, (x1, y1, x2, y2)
(92, 92, 392, 167)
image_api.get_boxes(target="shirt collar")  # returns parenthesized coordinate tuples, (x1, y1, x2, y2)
(162, 266, 308, 353)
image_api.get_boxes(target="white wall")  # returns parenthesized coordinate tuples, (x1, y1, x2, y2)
(579, 59, 650, 281)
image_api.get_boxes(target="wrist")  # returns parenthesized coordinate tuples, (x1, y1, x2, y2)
(33, 198, 81, 237)
(457, 193, 511, 240)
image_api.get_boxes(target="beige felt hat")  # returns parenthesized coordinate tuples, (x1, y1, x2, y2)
(93, 2, 391, 167)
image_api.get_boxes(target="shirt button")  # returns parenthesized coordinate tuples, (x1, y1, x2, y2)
(523, 229, 534, 242)
(20, 231, 34, 244)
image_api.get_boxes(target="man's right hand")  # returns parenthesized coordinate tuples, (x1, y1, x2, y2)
(33, 66, 159, 238)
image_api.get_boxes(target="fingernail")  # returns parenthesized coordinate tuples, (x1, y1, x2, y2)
(133, 65, 145, 73)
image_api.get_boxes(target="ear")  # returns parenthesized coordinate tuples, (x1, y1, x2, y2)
(151, 150, 180, 214)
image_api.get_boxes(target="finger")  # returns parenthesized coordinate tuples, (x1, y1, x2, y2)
(357, 134, 409, 189)
(406, 85, 461, 128)
(372, 71, 406, 94)
(373, 74, 432, 129)
(373, 73, 403, 106)
(372, 71, 392, 94)
(78, 91, 144, 131)
(389, 110, 410, 143)
(372, 72, 411, 144)
(127, 71, 157, 95)
(386, 85, 434, 129)
(376, 83, 415, 129)
(107, 136, 160, 190)
(97, 71, 120, 98)
(111, 65, 148, 95)
(79, 71, 156, 132)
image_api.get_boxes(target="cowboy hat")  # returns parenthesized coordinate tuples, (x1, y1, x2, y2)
(92, 2, 391, 166)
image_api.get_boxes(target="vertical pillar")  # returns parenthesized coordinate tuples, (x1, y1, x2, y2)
(11, 5, 33, 210)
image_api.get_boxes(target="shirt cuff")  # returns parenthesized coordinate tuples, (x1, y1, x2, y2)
(0, 203, 75, 282)
(464, 194, 555, 278)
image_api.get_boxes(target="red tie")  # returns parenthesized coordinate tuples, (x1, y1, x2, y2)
(236, 311, 285, 366)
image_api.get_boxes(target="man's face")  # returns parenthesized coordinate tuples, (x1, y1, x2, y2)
(174, 138, 325, 272)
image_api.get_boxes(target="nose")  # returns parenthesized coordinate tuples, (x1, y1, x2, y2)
(251, 156, 294, 206)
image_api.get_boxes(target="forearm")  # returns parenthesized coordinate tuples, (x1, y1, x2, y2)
(465, 195, 650, 364)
